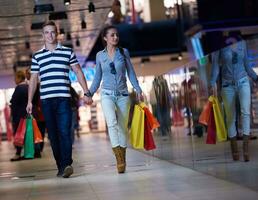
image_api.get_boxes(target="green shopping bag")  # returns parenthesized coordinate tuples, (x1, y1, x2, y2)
(130, 103, 145, 149)
(208, 96, 227, 142)
(24, 116, 35, 158)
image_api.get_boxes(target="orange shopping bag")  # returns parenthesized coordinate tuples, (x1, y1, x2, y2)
(32, 118, 43, 143)
(199, 100, 212, 126)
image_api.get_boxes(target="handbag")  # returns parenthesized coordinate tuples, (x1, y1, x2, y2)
(130, 104, 145, 149)
(209, 96, 227, 142)
(199, 100, 212, 126)
(143, 106, 158, 150)
(24, 116, 35, 158)
(206, 107, 216, 144)
(32, 118, 43, 143)
(13, 118, 26, 147)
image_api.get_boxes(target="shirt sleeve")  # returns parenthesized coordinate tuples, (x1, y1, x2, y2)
(89, 53, 102, 96)
(31, 55, 39, 74)
(70, 49, 79, 66)
(243, 41, 257, 81)
(124, 48, 142, 93)
(210, 50, 220, 87)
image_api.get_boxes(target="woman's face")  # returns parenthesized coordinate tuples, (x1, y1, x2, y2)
(104, 28, 119, 47)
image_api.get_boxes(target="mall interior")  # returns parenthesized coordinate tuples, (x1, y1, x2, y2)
(1, 0, 258, 199)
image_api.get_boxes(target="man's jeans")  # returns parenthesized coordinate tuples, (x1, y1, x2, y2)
(101, 89, 130, 148)
(221, 76, 251, 138)
(41, 97, 72, 171)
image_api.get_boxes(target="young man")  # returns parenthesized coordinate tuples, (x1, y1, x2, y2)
(26, 21, 92, 178)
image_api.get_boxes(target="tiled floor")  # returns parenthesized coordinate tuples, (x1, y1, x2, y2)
(0, 133, 258, 200)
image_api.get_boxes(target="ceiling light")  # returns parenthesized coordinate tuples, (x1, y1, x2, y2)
(34, 4, 54, 14)
(59, 28, 65, 36)
(76, 38, 80, 47)
(49, 12, 67, 20)
(88, 2, 95, 13)
(66, 32, 71, 40)
(31, 22, 45, 30)
(81, 20, 86, 29)
(64, 0, 71, 6)
(25, 41, 30, 49)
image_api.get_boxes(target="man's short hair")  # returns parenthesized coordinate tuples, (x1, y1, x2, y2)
(42, 21, 57, 33)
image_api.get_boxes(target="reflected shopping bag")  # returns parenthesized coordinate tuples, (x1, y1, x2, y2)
(24, 116, 35, 158)
(130, 104, 145, 149)
(206, 107, 216, 144)
(13, 118, 26, 147)
(32, 118, 43, 143)
(199, 100, 212, 126)
(209, 96, 227, 142)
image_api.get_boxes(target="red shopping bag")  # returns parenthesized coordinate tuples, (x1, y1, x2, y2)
(206, 107, 216, 144)
(13, 118, 26, 147)
(32, 118, 43, 143)
(143, 107, 158, 151)
(143, 107, 160, 129)
(172, 110, 184, 126)
(199, 100, 212, 126)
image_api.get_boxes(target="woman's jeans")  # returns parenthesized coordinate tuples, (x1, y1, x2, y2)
(221, 76, 251, 138)
(101, 89, 130, 148)
(41, 97, 72, 172)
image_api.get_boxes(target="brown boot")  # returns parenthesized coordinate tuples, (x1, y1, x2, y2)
(243, 135, 250, 162)
(120, 147, 126, 170)
(230, 137, 239, 161)
(112, 146, 125, 173)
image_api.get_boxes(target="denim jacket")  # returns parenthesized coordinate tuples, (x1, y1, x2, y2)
(210, 40, 257, 86)
(89, 48, 142, 96)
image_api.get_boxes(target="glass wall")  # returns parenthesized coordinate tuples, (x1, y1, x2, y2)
(136, 38, 258, 191)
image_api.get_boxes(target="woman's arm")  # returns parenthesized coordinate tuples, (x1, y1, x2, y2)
(243, 41, 258, 81)
(124, 48, 142, 94)
(89, 53, 103, 96)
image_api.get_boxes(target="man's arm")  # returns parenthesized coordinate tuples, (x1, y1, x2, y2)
(26, 73, 38, 114)
(71, 64, 93, 105)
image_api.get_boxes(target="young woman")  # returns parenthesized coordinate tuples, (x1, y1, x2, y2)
(89, 25, 143, 173)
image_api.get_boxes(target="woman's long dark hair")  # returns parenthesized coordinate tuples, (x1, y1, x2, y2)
(101, 25, 118, 47)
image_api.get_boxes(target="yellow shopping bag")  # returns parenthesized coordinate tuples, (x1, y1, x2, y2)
(208, 96, 227, 142)
(130, 104, 145, 149)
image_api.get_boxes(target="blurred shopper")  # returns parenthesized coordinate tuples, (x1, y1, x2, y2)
(88, 25, 143, 173)
(10, 70, 28, 161)
(210, 33, 258, 162)
(26, 21, 92, 178)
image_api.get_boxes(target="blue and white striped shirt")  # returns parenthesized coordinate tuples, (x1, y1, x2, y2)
(31, 43, 78, 99)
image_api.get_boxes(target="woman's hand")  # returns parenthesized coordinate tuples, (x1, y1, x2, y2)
(83, 96, 93, 105)
(210, 85, 217, 97)
(136, 92, 144, 102)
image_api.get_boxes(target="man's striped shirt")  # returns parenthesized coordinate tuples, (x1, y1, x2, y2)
(31, 43, 78, 99)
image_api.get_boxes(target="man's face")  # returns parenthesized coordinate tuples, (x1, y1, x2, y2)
(42, 25, 57, 44)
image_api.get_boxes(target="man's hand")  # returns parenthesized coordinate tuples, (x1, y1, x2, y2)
(83, 96, 93, 105)
(26, 102, 33, 114)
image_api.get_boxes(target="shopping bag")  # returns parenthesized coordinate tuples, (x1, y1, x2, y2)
(13, 118, 26, 147)
(199, 100, 212, 126)
(143, 105, 160, 130)
(206, 107, 216, 144)
(24, 116, 35, 158)
(172, 110, 184, 126)
(209, 96, 227, 142)
(144, 114, 156, 150)
(130, 104, 145, 149)
(32, 118, 43, 143)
